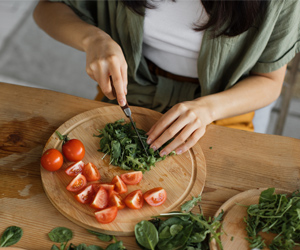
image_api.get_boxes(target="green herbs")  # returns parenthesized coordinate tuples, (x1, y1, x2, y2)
(94, 119, 174, 172)
(134, 196, 224, 250)
(49, 227, 126, 250)
(244, 188, 300, 250)
(0, 226, 23, 247)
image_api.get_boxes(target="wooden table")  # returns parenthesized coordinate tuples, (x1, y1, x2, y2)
(1, 82, 300, 249)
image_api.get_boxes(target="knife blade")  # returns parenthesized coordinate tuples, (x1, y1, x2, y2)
(110, 77, 149, 157)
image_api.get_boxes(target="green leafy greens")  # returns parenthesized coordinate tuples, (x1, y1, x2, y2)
(0, 226, 23, 247)
(244, 188, 300, 250)
(134, 195, 224, 250)
(49, 227, 126, 250)
(94, 119, 174, 172)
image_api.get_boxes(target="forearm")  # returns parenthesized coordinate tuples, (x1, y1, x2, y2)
(33, 1, 109, 52)
(202, 65, 287, 122)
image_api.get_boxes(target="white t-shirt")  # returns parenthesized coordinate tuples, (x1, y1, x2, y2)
(142, 0, 208, 78)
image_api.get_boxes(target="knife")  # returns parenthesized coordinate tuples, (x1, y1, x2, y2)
(110, 77, 149, 157)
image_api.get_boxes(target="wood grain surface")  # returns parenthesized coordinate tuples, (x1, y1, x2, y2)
(1, 82, 300, 249)
(41, 106, 206, 236)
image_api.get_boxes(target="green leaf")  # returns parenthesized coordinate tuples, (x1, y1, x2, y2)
(0, 226, 23, 247)
(48, 227, 73, 243)
(135, 220, 159, 250)
(87, 230, 113, 242)
(105, 240, 126, 250)
(51, 245, 61, 250)
(169, 224, 183, 236)
(181, 195, 202, 213)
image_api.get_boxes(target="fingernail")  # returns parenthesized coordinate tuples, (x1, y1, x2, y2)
(119, 99, 126, 106)
(160, 151, 166, 157)
(147, 138, 152, 144)
(176, 149, 183, 155)
(151, 145, 157, 151)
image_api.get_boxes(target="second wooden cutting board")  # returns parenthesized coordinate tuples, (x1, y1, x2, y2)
(41, 106, 206, 236)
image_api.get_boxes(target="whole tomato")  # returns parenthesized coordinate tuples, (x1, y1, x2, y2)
(41, 148, 63, 172)
(56, 131, 85, 162)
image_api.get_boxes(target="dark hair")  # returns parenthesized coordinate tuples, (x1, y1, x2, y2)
(121, 0, 268, 37)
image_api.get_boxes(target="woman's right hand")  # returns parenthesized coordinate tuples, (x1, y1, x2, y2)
(83, 32, 128, 106)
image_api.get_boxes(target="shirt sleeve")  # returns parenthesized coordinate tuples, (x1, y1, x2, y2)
(47, 0, 97, 26)
(252, 0, 300, 73)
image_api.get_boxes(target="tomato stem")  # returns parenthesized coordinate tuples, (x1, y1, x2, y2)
(56, 131, 69, 144)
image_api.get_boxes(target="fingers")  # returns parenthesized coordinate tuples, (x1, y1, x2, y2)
(85, 38, 128, 105)
(147, 103, 206, 156)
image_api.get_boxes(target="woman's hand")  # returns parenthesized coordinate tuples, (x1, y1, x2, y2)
(146, 98, 214, 156)
(84, 32, 128, 106)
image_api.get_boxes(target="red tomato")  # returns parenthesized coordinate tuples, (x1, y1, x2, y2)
(100, 183, 115, 194)
(120, 171, 143, 185)
(62, 139, 85, 162)
(41, 148, 63, 172)
(82, 162, 101, 182)
(95, 206, 118, 224)
(75, 184, 95, 204)
(90, 186, 108, 210)
(124, 189, 144, 209)
(143, 187, 167, 207)
(111, 176, 127, 194)
(108, 190, 125, 210)
(65, 161, 84, 176)
(66, 173, 87, 192)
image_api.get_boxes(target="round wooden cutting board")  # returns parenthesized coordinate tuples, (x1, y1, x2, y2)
(41, 106, 206, 236)
(209, 188, 298, 250)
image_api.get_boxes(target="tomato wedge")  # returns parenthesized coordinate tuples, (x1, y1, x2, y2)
(66, 173, 87, 192)
(82, 162, 101, 182)
(124, 189, 144, 209)
(75, 184, 95, 204)
(120, 171, 143, 185)
(91, 183, 115, 194)
(111, 175, 127, 194)
(65, 161, 84, 177)
(143, 187, 167, 207)
(90, 186, 108, 210)
(108, 190, 125, 210)
(95, 206, 118, 224)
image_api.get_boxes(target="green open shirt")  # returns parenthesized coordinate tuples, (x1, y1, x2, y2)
(49, 0, 300, 112)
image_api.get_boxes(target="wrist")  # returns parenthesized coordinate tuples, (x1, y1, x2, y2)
(82, 29, 111, 52)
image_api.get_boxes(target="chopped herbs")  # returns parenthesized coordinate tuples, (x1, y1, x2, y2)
(244, 188, 300, 250)
(94, 119, 174, 172)
(134, 196, 224, 250)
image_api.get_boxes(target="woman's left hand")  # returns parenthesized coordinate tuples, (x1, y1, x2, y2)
(146, 99, 213, 156)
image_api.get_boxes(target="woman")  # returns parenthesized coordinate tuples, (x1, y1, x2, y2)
(33, 0, 300, 156)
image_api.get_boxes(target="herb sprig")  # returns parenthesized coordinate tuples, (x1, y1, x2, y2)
(244, 188, 300, 250)
(94, 119, 174, 172)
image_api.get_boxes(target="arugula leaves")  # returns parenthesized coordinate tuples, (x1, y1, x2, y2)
(134, 196, 224, 250)
(94, 119, 174, 172)
(244, 188, 300, 250)
(0, 226, 23, 247)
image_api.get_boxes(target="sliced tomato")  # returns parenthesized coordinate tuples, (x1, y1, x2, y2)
(90, 186, 108, 210)
(91, 183, 115, 194)
(95, 206, 118, 224)
(120, 171, 143, 185)
(124, 189, 144, 209)
(65, 161, 84, 177)
(143, 187, 167, 207)
(82, 162, 101, 182)
(111, 175, 127, 194)
(75, 184, 95, 204)
(108, 190, 125, 210)
(66, 173, 87, 192)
